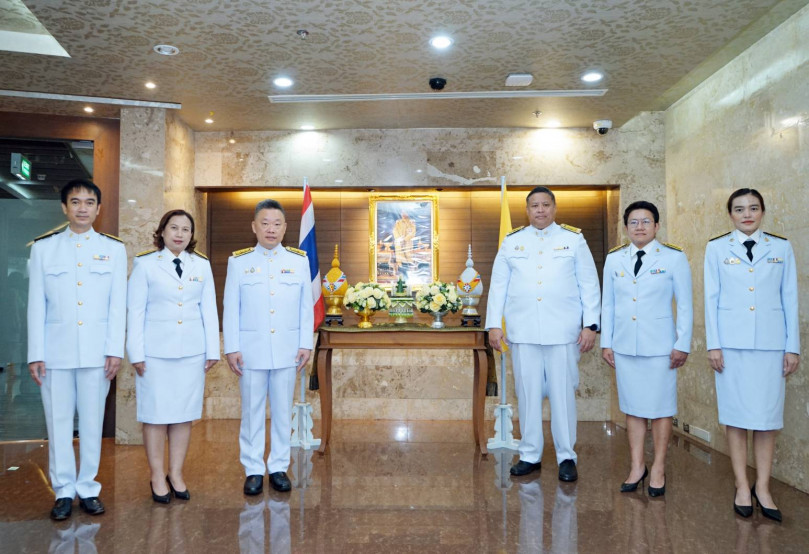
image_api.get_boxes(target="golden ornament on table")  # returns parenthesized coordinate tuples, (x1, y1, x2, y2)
(343, 281, 392, 329)
(322, 245, 349, 325)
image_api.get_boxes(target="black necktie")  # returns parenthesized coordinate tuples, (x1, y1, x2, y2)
(743, 239, 755, 262)
(173, 258, 183, 278)
(634, 250, 645, 276)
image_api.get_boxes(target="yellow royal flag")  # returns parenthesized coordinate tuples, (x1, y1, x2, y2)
(497, 176, 511, 351)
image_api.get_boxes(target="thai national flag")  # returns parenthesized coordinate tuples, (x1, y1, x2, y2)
(299, 178, 325, 330)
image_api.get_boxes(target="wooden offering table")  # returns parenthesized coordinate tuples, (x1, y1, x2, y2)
(314, 324, 492, 454)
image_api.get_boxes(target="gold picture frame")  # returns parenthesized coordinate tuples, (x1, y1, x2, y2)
(369, 193, 438, 288)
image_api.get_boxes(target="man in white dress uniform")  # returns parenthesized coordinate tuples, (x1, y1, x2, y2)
(27, 179, 126, 520)
(224, 199, 313, 494)
(487, 186, 601, 481)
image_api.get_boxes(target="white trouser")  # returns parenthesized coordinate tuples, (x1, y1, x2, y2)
(239, 367, 296, 475)
(238, 498, 292, 554)
(40, 366, 110, 499)
(512, 343, 580, 465)
(48, 521, 101, 554)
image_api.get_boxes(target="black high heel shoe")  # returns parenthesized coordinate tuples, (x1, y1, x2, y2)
(151, 481, 171, 504)
(620, 466, 648, 493)
(751, 484, 782, 522)
(648, 474, 666, 497)
(167, 476, 191, 500)
(733, 486, 753, 517)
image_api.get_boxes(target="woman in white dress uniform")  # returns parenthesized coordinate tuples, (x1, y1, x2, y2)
(705, 189, 799, 522)
(127, 210, 220, 503)
(602, 201, 692, 497)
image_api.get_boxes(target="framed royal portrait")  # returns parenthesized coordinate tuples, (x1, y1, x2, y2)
(369, 193, 438, 288)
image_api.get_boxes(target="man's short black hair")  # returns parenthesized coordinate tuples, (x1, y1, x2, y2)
(623, 201, 660, 225)
(61, 179, 101, 205)
(526, 186, 555, 205)
(254, 199, 285, 218)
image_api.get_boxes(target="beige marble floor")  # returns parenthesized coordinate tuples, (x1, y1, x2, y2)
(1, 420, 807, 553)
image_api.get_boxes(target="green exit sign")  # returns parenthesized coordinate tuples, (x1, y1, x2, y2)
(11, 153, 31, 180)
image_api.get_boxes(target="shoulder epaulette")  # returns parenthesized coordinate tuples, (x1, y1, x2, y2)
(662, 242, 683, 252)
(709, 231, 731, 242)
(232, 247, 254, 257)
(33, 230, 61, 243)
(193, 249, 209, 260)
(286, 246, 307, 257)
(608, 242, 629, 254)
(560, 223, 581, 234)
(506, 226, 524, 236)
(135, 248, 157, 257)
(100, 232, 124, 243)
(764, 231, 787, 240)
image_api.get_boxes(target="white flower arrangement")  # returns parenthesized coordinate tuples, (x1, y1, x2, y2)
(415, 280, 462, 314)
(343, 281, 392, 312)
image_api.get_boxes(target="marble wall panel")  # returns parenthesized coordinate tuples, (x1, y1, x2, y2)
(665, 4, 809, 491)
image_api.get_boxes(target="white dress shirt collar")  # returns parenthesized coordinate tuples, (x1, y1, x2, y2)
(734, 228, 761, 245)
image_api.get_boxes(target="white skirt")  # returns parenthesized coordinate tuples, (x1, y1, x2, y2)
(615, 353, 676, 419)
(715, 348, 785, 430)
(136, 354, 205, 424)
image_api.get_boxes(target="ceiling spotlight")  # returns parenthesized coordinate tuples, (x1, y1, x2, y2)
(429, 36, 453, 49)
(334, 179, 343, 184)
(505, 73, 533, 87)
(581, 71, 603, 83)
(273, 77, 293, 88)
(83, 106, 94, 113)
(300, 124, 315, 130)
(228, 136, 236, 144)
(205, 111, 214, 124)
(545, 119, 562, 128)
(532, 110, 542, 118)
(145, 81, 156, 89)
(297, 29, 309, 40)
(153, 44, 180, 56)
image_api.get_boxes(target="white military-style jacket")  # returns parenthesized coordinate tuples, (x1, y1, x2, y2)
(27, 227, 127, 369)
(704, 230, 799, 353)
(223, 243, 314, 369)
(126, 248, 220, 363)
(486, 222, 601, 345)
(601, 239, 693, 357)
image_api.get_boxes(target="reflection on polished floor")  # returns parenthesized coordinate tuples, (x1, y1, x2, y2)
(1, 420, 808, 553)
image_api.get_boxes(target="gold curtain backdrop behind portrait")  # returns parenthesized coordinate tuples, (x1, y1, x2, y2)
(206, 188, 609, 328)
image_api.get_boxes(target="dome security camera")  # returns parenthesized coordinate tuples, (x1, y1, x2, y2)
(429, 77, 447, 91)
(593, 119, 613, 135)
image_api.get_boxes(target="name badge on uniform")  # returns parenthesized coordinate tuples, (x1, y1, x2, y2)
(553, 246, 569, 251)
(649, 268, 666, 274)
(723, 258, 741, 265)
(767, 257, 783, 264)
(93, 254, 109, 261)
(281, 269, 294, 274)
(188, 276, 204, 282)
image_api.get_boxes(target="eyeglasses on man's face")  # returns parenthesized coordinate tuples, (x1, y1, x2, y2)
(627, 219, 653, 228)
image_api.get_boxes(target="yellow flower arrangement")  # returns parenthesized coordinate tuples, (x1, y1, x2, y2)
(343, 281, 392, 312)
(415, 280, 461, 314)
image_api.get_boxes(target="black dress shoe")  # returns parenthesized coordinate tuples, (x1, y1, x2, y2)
(510, 460, 541, 476)
(269, 471, 291, 492)
(752, 484, 782, 522)
(151, 482, 171, 504)
(50, 498, 73, 521)
(167, 477, 190, 500)
(78, 497, 105, 515)
(244, 474, 264, 495)
(558, 459, 578, 482)
(648, 475, 666, 498)
(620, 466, 648, 493)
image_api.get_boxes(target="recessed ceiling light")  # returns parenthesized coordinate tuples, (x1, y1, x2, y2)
(545, 119, 561, 128)
(512, 156, 523, 160)
(300, 125, 315, 130)
(153, 44, 180, 56)
(205, 117, 214, 124)
(127, 199, 137, 204)
(145, 81, 156, 89)
(334, 179, 343, 183)
(322, 158, 332, 162)
(429, 36, 453, 49)
(581, 71, 603, 83)
(415, 169, 423, 173)
(273, 77, 293, 88)
(83, 106, 94, 113)
(228, 138, 236, 144)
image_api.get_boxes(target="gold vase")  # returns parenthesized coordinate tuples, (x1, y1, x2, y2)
(356, 306, 374, 328)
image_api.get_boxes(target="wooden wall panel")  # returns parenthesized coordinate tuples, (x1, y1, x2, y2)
(209, 188, 609, 328)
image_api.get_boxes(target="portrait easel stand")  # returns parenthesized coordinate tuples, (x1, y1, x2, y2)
(487, 350, 519, 452)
